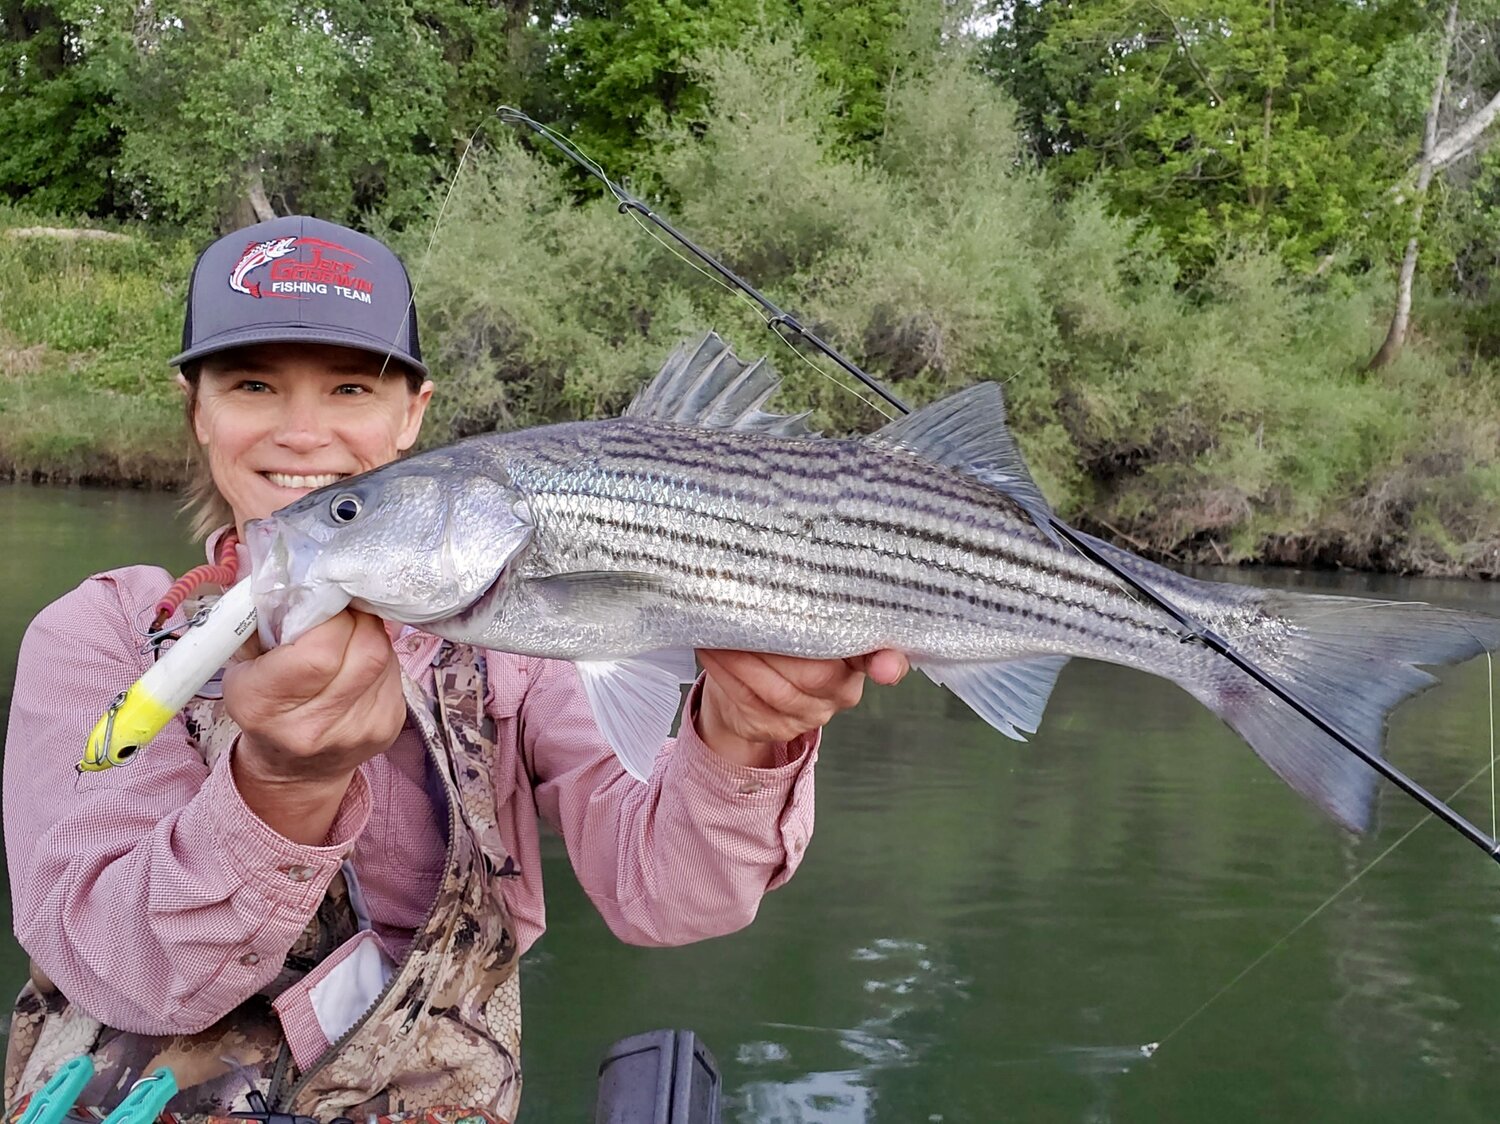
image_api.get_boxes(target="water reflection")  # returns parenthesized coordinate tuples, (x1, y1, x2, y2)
(731, 938, 968, 1119)
(9, 484, 1500, 1123)
(737, 1069, 874, 1123)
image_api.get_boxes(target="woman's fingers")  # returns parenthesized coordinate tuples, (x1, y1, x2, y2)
(846, 649, 910, 686)
(224, 609, 406, 777)
(696, 648, 909, 748)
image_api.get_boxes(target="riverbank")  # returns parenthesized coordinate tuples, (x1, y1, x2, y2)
(0, 347, 189, 488)
(4, 201, 1500, 580)
(0, 207, 194, 488)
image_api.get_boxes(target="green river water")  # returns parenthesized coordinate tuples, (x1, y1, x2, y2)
(5, 481, 1500, 1122)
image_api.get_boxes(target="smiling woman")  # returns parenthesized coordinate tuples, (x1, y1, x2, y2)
(2, 214, 906, 1124)
(180, 341, 432, 539)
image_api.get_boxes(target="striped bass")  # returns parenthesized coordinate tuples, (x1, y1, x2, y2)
(233, 332, 1499, 829)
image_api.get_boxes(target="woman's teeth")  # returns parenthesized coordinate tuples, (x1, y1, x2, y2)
(265, 472, 346, 489)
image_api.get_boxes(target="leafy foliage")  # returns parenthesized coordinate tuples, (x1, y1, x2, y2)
(406, 37, 1500, 574)
(0, 2, 123, 214)
(5, 2, 1500, 575)
(985, 0, 1428, 273)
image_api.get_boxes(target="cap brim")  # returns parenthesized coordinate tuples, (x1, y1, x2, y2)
(170, 323, 429, 378)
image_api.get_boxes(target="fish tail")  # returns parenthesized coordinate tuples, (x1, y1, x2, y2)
(1070, 531, 1500, 832)
(1181, 586, 1500, 832)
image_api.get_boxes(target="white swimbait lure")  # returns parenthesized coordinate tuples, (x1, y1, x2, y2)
(80, 580, 257, 771)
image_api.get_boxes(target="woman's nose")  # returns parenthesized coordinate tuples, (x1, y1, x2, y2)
(273, 395, 334, 451)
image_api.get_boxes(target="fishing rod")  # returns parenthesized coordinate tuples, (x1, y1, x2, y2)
(496, 106, 1500, 864)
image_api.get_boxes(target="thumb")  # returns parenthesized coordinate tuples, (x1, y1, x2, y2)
(848, 649, 909, 686)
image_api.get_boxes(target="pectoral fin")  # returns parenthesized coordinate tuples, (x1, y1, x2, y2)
(917, 655, 1070, 740)
(576, 649, 700, 781)
(531, 571, 673, 626)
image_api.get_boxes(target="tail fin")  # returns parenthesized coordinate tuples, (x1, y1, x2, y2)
(1074, 533, 1500, 832)
(1188, 591, 1499, 832)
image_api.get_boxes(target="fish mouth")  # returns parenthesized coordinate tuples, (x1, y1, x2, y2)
(246, 517, 352, 647)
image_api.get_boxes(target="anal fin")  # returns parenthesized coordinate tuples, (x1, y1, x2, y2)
(917, 655, 1069, 740)
(576, 649, 699, 781)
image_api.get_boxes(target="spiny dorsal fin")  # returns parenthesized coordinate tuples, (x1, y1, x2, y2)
(867, 382, 1057, 541)
(627, 332, 815, 437)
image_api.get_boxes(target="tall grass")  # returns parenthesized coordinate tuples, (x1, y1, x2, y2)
(0, 205, 193, 485)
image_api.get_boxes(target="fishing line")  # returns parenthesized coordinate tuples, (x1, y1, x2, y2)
(376, 120, 489, 384)
(1151, 754, 1496, 1057)
(494, 106, 1500, 865)
(510, 112, 898, 420)
(615, 186, 897, 419)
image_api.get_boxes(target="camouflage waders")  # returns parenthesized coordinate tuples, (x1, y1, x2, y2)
(5, 642, 523, 1124)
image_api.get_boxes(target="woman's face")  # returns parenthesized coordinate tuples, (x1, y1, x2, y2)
(190, 342, 433, 534)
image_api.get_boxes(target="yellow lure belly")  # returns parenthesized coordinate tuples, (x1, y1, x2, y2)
(80, 579, 257, 771)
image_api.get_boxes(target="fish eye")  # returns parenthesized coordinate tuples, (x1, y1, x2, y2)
(330, 494, 363, 524)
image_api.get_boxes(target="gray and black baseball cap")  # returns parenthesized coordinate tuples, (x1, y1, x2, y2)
(171, 215, 428, 377)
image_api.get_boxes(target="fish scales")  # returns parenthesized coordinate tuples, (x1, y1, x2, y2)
(241, 332, 1500, 822)
(449, 420, 1197, 671)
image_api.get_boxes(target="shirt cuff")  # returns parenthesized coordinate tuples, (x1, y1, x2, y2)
(199, 743, 372, 913)
(677, 678, 816, 791)
(671, 678, 818, 884)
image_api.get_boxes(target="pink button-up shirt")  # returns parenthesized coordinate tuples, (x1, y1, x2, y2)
(4, 562, 817, 1036)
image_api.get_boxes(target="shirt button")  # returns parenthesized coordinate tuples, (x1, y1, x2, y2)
(736, 781, 763, 796)
(239, 952, 261, 966)
(277, 864, 315, 882)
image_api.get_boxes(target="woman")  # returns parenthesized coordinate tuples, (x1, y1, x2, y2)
(3, 216, 906, 1123)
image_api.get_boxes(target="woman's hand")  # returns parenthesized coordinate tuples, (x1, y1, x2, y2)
(222, 608, 406, 843)
(694, 649, 909, 768)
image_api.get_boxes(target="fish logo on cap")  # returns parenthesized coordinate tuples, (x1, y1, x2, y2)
(227, 235, 376, 305)
(228, 237, 298, 298)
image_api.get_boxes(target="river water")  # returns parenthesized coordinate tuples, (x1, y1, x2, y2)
(5, 481, 1500, 1122)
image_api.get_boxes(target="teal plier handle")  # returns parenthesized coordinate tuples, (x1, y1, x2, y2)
(99, 1068, 177, 1124)
(16, 1056, 95, 1124)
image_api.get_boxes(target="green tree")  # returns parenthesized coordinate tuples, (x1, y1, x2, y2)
(545, 0, 797, 173)
(1377, 1, 1500, 355)
(0, 1, 123, 215)
(107, 0, 451, 230)
(985, 0, 1427, 273)
(541, 0, 941, 177)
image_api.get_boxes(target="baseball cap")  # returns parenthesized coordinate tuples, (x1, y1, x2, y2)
(170, 215, 428, 377)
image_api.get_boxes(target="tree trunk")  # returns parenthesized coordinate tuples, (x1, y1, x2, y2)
(1255, 0, 1276, 216)
(246, 169, 277, 223)
(1369, 0, 1459, 371)
(220, 167, 278, 232)
(1427, 86, 1500, 173)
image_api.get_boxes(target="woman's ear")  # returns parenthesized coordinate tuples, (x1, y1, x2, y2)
(397, 380, 435, 452)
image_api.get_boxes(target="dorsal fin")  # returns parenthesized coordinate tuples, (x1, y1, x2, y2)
(867, 382, 1057, 540)
(627, 332, 814, 437)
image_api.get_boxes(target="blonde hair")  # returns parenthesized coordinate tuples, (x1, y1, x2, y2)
(179, 370, 234, 541)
